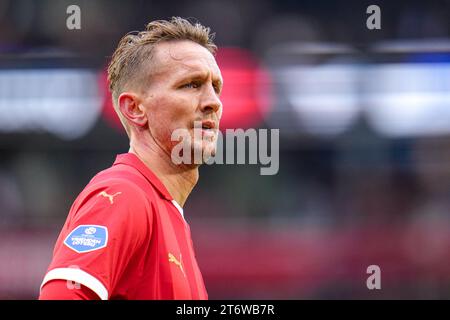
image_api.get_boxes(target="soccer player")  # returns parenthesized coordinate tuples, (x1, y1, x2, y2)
(39, 17, 223, 300)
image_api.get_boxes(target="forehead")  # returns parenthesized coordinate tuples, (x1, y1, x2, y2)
(151, 40, 221, 79)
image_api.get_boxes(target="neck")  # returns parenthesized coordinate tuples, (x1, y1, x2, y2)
(128, 136, 199, 207)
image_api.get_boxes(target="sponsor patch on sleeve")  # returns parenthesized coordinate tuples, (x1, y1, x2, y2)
(63, 225, 108, 253)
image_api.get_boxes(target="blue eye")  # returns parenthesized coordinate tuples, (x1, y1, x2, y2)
(183, 82, 200, 89)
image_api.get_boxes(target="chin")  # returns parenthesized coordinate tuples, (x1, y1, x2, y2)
(202, 146, 217, 161)
(190, 141, 216, 165)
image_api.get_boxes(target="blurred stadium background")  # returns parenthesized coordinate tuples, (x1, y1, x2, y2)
(1, 0, 450, 299)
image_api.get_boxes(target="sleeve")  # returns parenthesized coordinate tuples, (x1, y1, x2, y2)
(40, 180, 152, 300)
(39, 279, 100, 300)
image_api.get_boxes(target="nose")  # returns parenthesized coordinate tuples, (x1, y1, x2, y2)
(200, 85, 222, 114)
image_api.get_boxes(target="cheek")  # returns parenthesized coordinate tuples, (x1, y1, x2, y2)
(147, 95, 196, 138)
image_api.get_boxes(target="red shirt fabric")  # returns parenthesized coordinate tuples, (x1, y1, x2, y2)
(39, 153, 208, 300)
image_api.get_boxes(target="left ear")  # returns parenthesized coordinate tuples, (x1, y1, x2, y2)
(117, 92, 148, 128)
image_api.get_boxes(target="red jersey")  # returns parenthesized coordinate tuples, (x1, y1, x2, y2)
(40, 153, 208, 300)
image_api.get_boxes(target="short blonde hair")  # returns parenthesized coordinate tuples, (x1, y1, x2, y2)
(107, 17, 217, 135)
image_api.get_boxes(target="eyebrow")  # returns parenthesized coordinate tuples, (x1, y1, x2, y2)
(178, 70, 223, 87)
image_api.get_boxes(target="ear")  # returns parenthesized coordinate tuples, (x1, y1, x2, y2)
(118, 92, 148, 128)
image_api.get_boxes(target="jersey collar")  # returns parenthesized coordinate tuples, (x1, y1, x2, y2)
(113, 153, 173, 201)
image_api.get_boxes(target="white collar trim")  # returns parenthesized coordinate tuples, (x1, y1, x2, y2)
(171, 200, 185, 219)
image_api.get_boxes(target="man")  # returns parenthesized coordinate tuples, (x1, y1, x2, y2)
(39, 17, 223, 300)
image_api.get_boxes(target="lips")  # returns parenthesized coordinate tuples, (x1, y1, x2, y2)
(201, 120, 216, 130)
